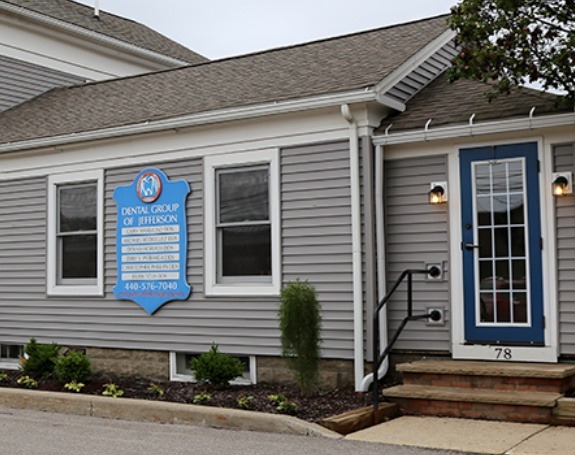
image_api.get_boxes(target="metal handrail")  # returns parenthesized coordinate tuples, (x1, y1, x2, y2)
(372, 267, 440, 417)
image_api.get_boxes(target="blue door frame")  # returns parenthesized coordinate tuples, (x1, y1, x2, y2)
(460, 142, 544, 345)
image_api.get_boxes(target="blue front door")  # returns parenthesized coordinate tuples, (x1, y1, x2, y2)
(460, 142, 544, 345)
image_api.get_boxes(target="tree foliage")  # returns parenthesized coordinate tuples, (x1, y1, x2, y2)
(278, 280, 322, 396)
(448, 0, 575, 103)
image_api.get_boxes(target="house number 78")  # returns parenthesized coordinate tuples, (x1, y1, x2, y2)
(495, 348, 512, 360)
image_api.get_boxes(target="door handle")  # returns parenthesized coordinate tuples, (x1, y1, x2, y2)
(464, 243, 480, 250)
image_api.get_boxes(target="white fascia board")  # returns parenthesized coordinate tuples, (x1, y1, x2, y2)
(373, 112, 575, 145)
(0, 2, 190, 67)
(0, 89, 376, 154)
(373, 29, 457, 97)
(375, 94, 406, 112)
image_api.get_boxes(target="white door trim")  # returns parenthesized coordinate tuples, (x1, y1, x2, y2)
(449, 137, 558, 362)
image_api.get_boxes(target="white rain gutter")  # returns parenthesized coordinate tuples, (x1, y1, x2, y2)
(359, 143, 388, 391)
(0, 2, 192, 67)
(341, 104, 364, 392)
(0, 89, 377, 155)
(373, 112, 575, 146)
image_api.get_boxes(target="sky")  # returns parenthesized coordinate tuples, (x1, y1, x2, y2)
(76, 0, 458, 59)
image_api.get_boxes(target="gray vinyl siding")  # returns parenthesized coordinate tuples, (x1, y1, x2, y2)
(0, 141, 355, 359)
(282, 141, 354, 358)
(0, 177, 47, 342)
(554, 143, 575, 355)
(384, 155, 450, 352)
(0, 55, 85, 112)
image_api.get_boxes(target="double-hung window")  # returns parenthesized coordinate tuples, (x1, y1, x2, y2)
(205, 150, 280, 296)
(47, 170, 104, 296)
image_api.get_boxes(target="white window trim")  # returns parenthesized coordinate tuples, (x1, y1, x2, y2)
(0, 344, 23, 371)
(169, 351, 257, 384)
(47, 169, 104, 296)
(204, 149, 281, 296)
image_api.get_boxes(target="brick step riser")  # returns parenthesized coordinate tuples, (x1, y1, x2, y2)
(402, 373, 573, 393)
(390, 397, 553, 424)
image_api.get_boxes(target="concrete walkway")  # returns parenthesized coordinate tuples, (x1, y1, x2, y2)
(347, 416, 575, 454)
(2, 387, 575, 454)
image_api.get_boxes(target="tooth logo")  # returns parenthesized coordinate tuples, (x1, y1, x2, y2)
(137, 171, 162, 203)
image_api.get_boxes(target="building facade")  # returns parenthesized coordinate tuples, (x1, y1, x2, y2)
(0, 1, 573, 391)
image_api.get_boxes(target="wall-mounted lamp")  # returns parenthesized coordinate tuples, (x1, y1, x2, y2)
(429, 182, 448, 204)
(552, 172, 572, 197)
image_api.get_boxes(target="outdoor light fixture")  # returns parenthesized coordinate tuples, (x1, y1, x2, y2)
(552, 172, 572, 197)
(428, 182, 448, 204)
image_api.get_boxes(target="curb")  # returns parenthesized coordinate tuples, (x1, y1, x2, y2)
(0, 388, 341, 439)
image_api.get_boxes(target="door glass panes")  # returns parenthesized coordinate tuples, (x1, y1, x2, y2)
(474, 159, 529, 324)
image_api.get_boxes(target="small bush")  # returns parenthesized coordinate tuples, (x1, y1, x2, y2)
(193, 392, 211, 404)
(0, 372, 8, 382)
(267, 393, 286, 406)
(23, 338, 60, 378)
(148, 383, 164, 398)
(17, 375, 38, 388)
(276, 400, 298, 415)
(64, 380, 85, 393)
(190, 344, 244, 387)
(55, 350, 92, 383)
(102, 383, 124, 398)
(237, 395, 254, 410)
(279, 280, 322, 396)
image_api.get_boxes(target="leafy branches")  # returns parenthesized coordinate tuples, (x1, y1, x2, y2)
(448, 0, 575, 102)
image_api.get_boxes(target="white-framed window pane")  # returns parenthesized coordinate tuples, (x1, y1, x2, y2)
(216, 165, 271, 279)
(59, 184, 97, 232)
(0, 344, 23, 369)
(48, 170, 103, 296)
(204, 149, 280, 296)
(220, 225, 271, 277)
(60, 234, 97, 279)
(57, 182, 98, 283)
(218, 168, 269, 223)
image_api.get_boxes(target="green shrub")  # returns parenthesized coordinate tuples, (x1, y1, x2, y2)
(102, 383, 124, 398)
(278, 280, 322, 396)
(55, 350, 92, 383)
(237, 395, 254, 410)
(276, 399, 298, 415)
(190, 344, 244, 387)
(22, 338, 60, 378)
(64, 380, 85, 393)
(17, 375, 38, 388)
(193, 392, 212, 404)
(148, 383, 165, 398)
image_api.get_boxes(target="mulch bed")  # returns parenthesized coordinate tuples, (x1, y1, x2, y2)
(0, 370, 397, 423)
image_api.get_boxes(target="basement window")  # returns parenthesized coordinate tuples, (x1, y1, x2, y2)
(169, 352, 255, 384)
(0, 344, 23, 370)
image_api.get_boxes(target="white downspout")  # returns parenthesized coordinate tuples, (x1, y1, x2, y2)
(359, 143, 388, 391)
(341, 104, 364, 391)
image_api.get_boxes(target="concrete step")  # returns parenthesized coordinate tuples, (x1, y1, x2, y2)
(383, 384, 562, 423)
(552, 397, 575, 426)
(398, 360, 575, 393)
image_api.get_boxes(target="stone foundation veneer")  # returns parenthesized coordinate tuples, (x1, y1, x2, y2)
(257, 357, 354, 388)
(86, 347, 355, 387)
(86, 348, 170, 380)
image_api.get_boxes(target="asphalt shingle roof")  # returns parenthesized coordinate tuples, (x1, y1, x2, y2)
(2, 0, 208, 64)
(0, 15, 450, 146)
(378, 73, 570, 134)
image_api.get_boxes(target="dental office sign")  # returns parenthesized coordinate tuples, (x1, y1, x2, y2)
(114, 168, 191, 314)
